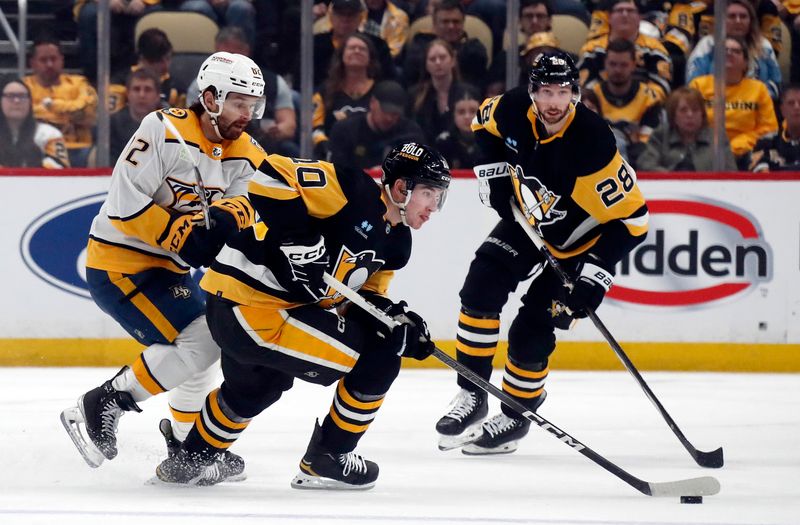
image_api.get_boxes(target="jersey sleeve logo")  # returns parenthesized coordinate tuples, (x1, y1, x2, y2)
(512, 164, 567, 226)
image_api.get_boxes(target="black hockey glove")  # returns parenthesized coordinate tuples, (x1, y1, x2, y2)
(278, 234, 329, 303)
(388, 309, 435, 361)
(474, 162, 514, 220)
(562, 257, 614, 318)
(174, 207, 239, 268)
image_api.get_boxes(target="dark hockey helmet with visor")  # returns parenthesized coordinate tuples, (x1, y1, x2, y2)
(382, 142, 451, 214)
(528, 50, 581, 102)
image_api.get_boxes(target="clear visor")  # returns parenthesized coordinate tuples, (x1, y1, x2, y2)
(410, 182, 448, 211)
(223, 93, 267, 120)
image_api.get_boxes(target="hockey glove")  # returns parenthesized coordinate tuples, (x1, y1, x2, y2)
(474, 162, 514, 220)
(562, 258, 614, 318)
(171, 207, 239, 268)
(278, 235, 329, 303)
(388, 309, 435, 361)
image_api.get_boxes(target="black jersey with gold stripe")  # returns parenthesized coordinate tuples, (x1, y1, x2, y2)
(472, 86, 649, 266)
(201, 154, 412, 310)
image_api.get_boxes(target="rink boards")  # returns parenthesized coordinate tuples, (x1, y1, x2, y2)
(1, 169, 798, 371)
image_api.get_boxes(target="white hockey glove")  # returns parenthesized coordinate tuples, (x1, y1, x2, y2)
(278, 235, 329, 303)
(474, 162, 514, 220)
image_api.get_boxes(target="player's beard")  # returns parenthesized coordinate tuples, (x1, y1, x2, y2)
(219, 118, 248, 140)
(541, 106, 569, 124)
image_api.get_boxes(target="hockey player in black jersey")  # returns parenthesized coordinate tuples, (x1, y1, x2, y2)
(155, 143, 451, 489)
(436, 51, 649, 455)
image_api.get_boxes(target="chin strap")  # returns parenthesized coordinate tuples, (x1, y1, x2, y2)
(201, 94, 225, 141)
(384, 182, 413, 227)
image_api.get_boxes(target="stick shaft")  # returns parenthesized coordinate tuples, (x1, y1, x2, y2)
(159, 112, 211, 229)
(321, 273, 720, 496)
(510, 205, 723, 468)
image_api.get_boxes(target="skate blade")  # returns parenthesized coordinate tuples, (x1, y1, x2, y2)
(60, 406, 106, 468)
(290, 471, 375, 491)
(437, 421, 485, 451)
(461, 439, 520, 456)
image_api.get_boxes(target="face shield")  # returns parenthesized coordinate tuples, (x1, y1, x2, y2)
(221, 91, 266, 121)
(407, 181, 448, 211)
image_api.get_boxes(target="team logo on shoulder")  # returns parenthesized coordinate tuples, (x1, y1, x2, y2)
(318, 246, 386, 309)
(512, 164, 566, 226)
(166, 177, 224, 212)
(161, 108, 188, 119)
(249, 136, 265, 151)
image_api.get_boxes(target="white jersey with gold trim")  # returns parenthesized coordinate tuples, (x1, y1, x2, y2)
(87, 107, 266, 275)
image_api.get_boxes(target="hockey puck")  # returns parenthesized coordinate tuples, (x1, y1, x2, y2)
(680, 496, 703, 504)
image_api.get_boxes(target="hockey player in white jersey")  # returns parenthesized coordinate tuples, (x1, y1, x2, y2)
(60, 52, 267, 478)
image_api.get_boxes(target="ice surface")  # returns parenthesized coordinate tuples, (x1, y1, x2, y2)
(1, 367, 797, 525)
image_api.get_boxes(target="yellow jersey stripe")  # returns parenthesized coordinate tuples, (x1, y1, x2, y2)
(456, 342, 497, 357)
(337, 380, 384, 410)
(109, 273, 179, 342)
(329, 406, 370, 433)
(502, 381, 545, 399)
(131, 355, 166, 396)
(208, 388, 250, 430)
(506, 360, 549, 379)
(458, 312, 500, 330)
(196, 417, 232, 449)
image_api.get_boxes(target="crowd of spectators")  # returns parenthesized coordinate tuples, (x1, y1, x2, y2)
(1, 0, 799, 172)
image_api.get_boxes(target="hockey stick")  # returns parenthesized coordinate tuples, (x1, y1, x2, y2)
(322, 273, 720, 498)
(510, 204, 724, 469)
(157, 112, 212, 229)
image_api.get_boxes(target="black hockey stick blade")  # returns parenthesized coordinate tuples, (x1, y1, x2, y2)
(432, 347, 721, 498)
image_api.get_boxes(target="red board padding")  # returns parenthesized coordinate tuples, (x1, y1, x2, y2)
(1, 167, 799, 180)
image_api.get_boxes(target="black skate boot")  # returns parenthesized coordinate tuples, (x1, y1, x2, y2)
(155, 448, 230, 486)
(461, 391, 546, 455)
(435, 388, 488, 451)
(159, 418, 246, 482)
(61, 378, 142, 467)
(290, 422, 379, 490)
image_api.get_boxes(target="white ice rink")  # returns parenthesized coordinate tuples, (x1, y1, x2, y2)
(1, 367, 798, 525)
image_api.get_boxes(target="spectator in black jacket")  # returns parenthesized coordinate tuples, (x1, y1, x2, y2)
(110, 69, 163, 162)
(402, 0, 488, 89)
(328, 80, 425, 168)
(434, 83, 482, 169)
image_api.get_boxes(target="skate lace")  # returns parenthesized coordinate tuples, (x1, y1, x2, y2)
(444, 390, 478, 422)
(100, 400, 124, 436)
(337, 452, 368, 477)
(481, 414, 519, 438)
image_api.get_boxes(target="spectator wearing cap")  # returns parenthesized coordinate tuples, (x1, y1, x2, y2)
(180, 0, 256, 47)
(317, 0, 410, 58)
(577, 0, 672, 102)
(308, 0, 397, 87)
(486, 0, 557, 95)
(328, 80, 425, 168)
(409, 38, 476, 142)
(402, 0, 489, 89)
(107, 28, 185, 114)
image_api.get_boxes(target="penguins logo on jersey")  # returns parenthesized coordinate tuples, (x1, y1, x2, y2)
(166, 177, 224, 212)
(511, 164, 566, 226)
(319, 246, 385, 309)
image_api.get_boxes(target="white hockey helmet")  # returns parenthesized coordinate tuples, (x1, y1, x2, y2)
(196, 52, 266, 121)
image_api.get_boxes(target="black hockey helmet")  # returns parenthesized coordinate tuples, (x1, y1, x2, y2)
(528, 50, 580, 95)
(382, 142, 451, 217)
(382, 142, 451, 192)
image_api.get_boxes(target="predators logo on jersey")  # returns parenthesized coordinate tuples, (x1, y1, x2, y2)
(321, 246, 386, 309)
(166, 177, 225, 213)
(510, 164, 566, 227)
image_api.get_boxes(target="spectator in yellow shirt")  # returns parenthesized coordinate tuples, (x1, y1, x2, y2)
(689, 36, 778, 169)
(23, 34, 98, 167)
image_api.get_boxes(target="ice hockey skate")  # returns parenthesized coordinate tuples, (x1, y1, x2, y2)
(154, 448, 232, 486)
(290, 422, 379, 490)
(60, 378, 141, 467)
(436, 388, 489, 451)
(159, 418, 247, 482)
(460, 412, 532, 455)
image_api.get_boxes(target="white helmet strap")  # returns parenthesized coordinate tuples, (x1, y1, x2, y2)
(200, 88, 225, 141)
(384, 180, 414, 227)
